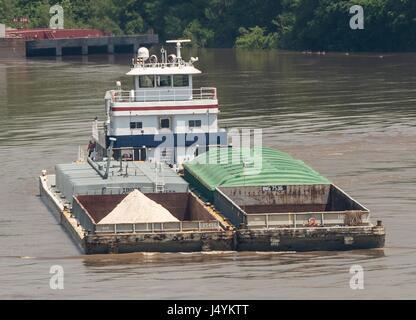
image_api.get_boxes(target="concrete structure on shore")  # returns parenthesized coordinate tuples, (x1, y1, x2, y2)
(0, 26, 158, 58)
(0, 38, 26, 58)
(0, 24, 5, 38)
(26, 34, 158, 57)
(0, 24, 27, 58)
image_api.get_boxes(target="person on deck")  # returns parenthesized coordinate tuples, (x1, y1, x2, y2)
(87, 140, 96, 158)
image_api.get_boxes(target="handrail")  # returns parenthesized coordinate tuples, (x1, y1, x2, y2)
(246, 210, 371, 229)
(247, 210, 368, 217)
(132, 60, 194, 69)
(108, 87, 217, 103)
(94, 220, 221, 234)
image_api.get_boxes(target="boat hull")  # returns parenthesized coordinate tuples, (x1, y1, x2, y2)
(39, 175, 385, 254)
(39, 176, 234, 254)
(236, 227, 385, 252)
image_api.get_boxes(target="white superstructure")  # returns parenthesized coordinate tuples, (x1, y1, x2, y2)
(94, 40, 227, 167)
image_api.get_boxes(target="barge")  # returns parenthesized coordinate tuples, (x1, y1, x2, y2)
(183, 147, 385, 251)
(39, 160, 234, 254)
(39, 39, 385, 254)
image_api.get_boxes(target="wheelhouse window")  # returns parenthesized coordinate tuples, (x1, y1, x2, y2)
(160, 118, 171, 129)
(189, 120, 202, 128)
(130, 122, 143, 130)
(139, 75, 155, 88)
(157, 75, 172, 87)
(173, 75, 189, 87)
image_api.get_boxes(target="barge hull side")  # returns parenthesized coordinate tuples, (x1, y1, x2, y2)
(237, 227, 385, 252)
(85, 231, 235, 254)
(39, 177, 86, 253)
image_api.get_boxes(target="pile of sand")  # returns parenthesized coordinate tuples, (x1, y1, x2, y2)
(98, 189, 179, 224)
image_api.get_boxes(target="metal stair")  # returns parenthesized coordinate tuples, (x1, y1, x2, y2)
(159, 148, 174, 165)
(154, 162, 166, 193)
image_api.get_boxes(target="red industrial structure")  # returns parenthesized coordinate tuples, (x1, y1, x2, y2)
(6, 28, 108, 40)
(1, 26, 158, 58)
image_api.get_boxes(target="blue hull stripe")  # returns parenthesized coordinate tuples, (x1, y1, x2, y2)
(106, 132, 228, 149)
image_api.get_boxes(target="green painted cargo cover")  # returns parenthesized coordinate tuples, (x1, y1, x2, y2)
(183, 147, 330, 200)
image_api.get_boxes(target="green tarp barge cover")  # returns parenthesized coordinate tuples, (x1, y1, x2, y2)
(183, 147, 331, 196)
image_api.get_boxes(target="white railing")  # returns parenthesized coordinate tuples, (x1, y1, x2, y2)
(91, 121, 107, 148)
(132, 59, 194, 70)
(109, 87, 217, 103)
(94, 220, 221, 234)
(245, 211, 371, 229)
(77, 145, 87, 162)
(92, 121, 99, 141)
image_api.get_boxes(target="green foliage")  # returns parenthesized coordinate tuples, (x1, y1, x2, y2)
(0, 0, 20, 25)
(0, 0, 415, 51)
(278, 0, 416, 51)
(235, 26, 278, 49)
(183, 19, 214, 48)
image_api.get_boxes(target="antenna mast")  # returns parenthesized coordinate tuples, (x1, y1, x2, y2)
(166, 39, 191, 60)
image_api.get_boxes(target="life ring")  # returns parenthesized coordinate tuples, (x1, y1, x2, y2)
(308, 217, 318, 227)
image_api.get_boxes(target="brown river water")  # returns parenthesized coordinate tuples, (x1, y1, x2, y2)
(0, 49, 415, 299)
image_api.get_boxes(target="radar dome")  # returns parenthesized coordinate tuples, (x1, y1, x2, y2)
(168, 54, 177, 63)
(138, 47, 150, 60)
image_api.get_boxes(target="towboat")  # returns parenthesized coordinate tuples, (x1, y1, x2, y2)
(39, 40, 385, 254)
(92, 39, 227, 168)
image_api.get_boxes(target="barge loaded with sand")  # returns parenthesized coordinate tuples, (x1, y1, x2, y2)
(39, 40, 385, 254)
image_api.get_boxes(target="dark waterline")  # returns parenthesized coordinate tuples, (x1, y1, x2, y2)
(0, 49, 415, 299)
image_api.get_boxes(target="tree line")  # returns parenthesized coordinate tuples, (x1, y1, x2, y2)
(1, 0, 415, 52)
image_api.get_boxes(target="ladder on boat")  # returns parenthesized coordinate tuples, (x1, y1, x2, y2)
(159, 148, 174, 165)
(154, 162, 165, 193)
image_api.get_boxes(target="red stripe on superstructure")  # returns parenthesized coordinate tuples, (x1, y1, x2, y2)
(111, 105, 219, 112)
